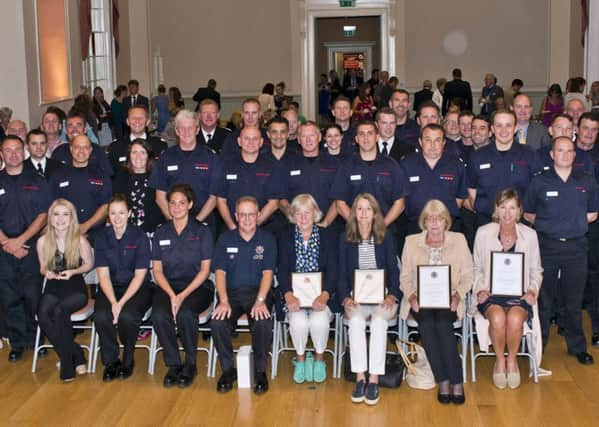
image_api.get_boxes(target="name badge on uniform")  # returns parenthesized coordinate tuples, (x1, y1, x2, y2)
(546, 191, 558, 197)
(480, 163, 491, 170)
(226, 247, 239, 253)
(350, 174, 362, 181)
(226, 174, 238, 180)
(159, 240, 171, 246)
(409, 176, 420, 183)
(0, 189, 4, 196)
(118, 156, 127, 162)
(290, 170, 301, 176)
(59, 181, 70, 188)
(543, 166, 550, 171)
(167, 165, 178, 171)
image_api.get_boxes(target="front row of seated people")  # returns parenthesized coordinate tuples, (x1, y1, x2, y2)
(30, 186, 543, 406)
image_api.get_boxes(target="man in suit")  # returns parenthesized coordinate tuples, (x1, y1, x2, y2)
(193, 79, 221, 112)
(479, 73, 504, 118)
(342, 69, 363, 102)
(413, 80, 433, 113)
(122, 79, 149, 112)
(442, 68, 473, 115)
(24, 129, 64, 179)
(196, 99, 230, 153)
(511, 93, 550, 150)
(376, 107, 415, 162)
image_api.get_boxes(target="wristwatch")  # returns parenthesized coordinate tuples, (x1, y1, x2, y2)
(256, 295, 266, 303)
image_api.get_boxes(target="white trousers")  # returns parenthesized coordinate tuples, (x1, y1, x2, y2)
(346, 303, 398, 375)
(287, 307, 333, 355)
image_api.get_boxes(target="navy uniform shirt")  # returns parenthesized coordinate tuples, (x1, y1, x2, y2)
(330, 153, 407, 215)
(108, 135, 167, 175)
(0, 169, 51, 237)
(524, 168, 599, 239)
(400, 152, 467, 221)
(394, 119, 419, 147)
(467, 142, 540, 216)
(148, 143, 221, 213)
(283, 153, 340, 214)
(52, 142, 114, 177)
(49, 165, 112, 225)
(94, 224, 151, 286)
(213, 228, 277, 289)
(536, 145, 594, 175)
(220, 127, 271, 160)
(320, 126, 358, 157)
(152, 220, 213, 286)
(211, 152, 284, 217)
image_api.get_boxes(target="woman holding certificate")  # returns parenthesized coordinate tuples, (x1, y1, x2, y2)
(473, 189, 543, 389)
(400, 199, 472, 405)
(338, 193, 400, 406)
(277, 194, 337, 384)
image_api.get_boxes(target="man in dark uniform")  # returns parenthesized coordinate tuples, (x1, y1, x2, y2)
(390, 89, 420, 147)
(24, 129, 64, 179)
(107, 105, 167, 174)
(416, 102, 463, 159)
(442, 68, 473, 115)
(220, 98, 270, 159)
(523, 136, 598, 365)
(192, 78, 221, 111)
(330, 96, 357, 156)
(0, 135, 50, 362)
(211, 196, 276, 394)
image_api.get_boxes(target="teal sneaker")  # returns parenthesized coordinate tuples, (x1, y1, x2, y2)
(313, 360, 326, 383)
(292, 358, 305, 384)
(304, 352, 314, 382)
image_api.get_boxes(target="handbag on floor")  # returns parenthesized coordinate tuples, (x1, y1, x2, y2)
(396, 339, 436, 390)
(342, 346, 407, 388)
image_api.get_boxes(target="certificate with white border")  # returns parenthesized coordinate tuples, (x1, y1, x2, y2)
(353, 269, 385, 304)
(292, 272, 322, 308)
(490, 252, 524, 297)
(417, 265, 451, 309)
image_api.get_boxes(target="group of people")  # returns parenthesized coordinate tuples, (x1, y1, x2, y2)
(1, 70, 599, 407)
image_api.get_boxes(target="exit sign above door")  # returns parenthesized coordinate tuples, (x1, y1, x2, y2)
(339, 0, 355, 7)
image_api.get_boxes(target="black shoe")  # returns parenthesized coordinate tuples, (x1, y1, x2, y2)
(163, 366, 183, 387)
(178, 365, 197, 388)
(8, 348, 24, 363)
(451, 392, 466, 405)
(591, 334, 599, 347)
(37, 348, 49, 358)
(409, 333, 421, 343)
(557, 326, 566, 336)
(437, 392, 451, 404)
(217, 369, 237, 393)
(253, 372, 269, 395)
(103, 361, 121, 382)
(118, 362, 134, 380)
(574, 351, 594, 365)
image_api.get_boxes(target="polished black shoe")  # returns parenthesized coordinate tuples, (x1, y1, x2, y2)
(217, 369, 237, 393)
(8, 348, 24, 363)
(557, 326, 566, 336)
(591, 334, 599, 347)
(437, 392, 451, 404)
(575, 351, 594, 365)
(163, 365, 183, 387)
(451, 392, 466, 405)
(118, 362, 134, 380)
(253, 372, 269, 395)
(103, 361, 121, 382)
(178, 365, 197, 388)
(37, 348, 49, 358)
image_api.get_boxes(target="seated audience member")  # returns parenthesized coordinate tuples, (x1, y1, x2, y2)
(151, 184, 215, 388)
(277, 194, 337, 383)
(473, 189, 543, 389)
(400, 200, 472, 404)
(211, 196, 277, 395)
(93, 195, 153, 381)
(36, 199, 94, 382)
(112, 139, 164, 234)
(338, 193, 400, 406)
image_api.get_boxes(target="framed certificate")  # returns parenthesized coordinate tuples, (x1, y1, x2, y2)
(417, 265, 451, 309)
(292, 272, 322, 308)
(353, 269, 385, 304)
(490, 251, 524, 297)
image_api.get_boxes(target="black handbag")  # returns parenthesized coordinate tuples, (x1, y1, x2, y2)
(342, 348, 406, 388)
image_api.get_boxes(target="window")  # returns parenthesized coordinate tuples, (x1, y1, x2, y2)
(83, 0, 115, 95)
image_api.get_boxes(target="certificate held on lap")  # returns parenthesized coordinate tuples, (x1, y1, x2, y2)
(292, 272, 322, 308)
(490, 251, 524, 297)
(417, 265, 451, 309)
(353, 269, 385, 304)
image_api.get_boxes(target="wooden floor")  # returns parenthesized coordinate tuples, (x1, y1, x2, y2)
(1, 318, 599, 427)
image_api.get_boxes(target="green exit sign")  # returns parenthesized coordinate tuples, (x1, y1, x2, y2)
(340, 0, 355, 7)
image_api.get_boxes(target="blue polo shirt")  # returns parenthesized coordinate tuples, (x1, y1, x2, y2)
(220, 127, 271, 160)
(49, 165, 112, 225)
(0, 169, 51, 237)
(94, 224, 151, 286)
(467, 142, 540, 216)
(536, 145, 594, 175)
(394, 119, 420, 147)
(148, 143, 221, 213)
(283, 153, 340, 214)
(523, 168, 599, 239)
(52, 142, 114, 177)
(330, 153, 407, 215)
(212, 152, 284, 216)
(213, 228, 277, 289)
(400, 152, 467, 221)
(152, 220, 213, 287)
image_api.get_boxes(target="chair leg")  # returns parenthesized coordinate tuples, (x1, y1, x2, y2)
(469, 316, 477, 382)
(149, 326, 158, 375)
(207, 335, 215, 377)
(91, 332, 100, 373)
(31, 326, 42, 373)
(87, 322, 95, 373)
(271, 320, 279, 380)
(461, 318, 468, 383)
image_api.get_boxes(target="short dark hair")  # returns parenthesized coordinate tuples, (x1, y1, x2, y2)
(472, 115, 490, 125)
(458, 110, 474, 120)
(1, 134, 24, 148)
(128, 79, 139, 87)
(267, 116, 289, 129)
(332, 96, 351, 108)
(550, 113, 574, 126)
(109, 193, 131, 211)
(420, 123, 445, 138)
(452, 68, 462, 78)
(167, 183, 196, 207)
(355, 120, 377, 133)
(388, 76, 399, 85)
(199, 98, 219, 111)
(26, 129, 47, 145)
(262, 83, 275, 95)
(511, 79, 523, 87)
(578, 111, 599, 127)
(323, 123, 343, 135)
(417, 100, 441, 117)
(375, 107, 396, 120)
(391, 88, 410, 98)
(127, 104, 149, 117)
(66, 109, 86, 123)
(208, 79, 217, 88)
(45, 106, 66, 123)
(491, 109, 517, 125)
